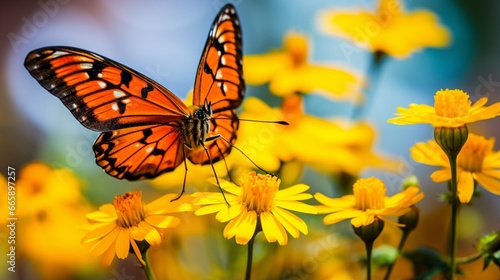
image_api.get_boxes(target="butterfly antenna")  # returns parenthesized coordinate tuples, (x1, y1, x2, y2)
(213, 117, 289, 126)
(171, 145, 189, 202)
(216, 135, 271, 176)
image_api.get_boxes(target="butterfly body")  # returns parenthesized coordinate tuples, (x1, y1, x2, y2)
(25, 4, 243, 181)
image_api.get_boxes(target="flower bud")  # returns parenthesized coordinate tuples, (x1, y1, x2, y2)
(398, 206, 420, 234)
(434, 125, 468, 158)
(353, 218, 385, 243)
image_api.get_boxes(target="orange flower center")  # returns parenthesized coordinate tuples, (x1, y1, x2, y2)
(353, 177, 386, 211)
(457, 134, 493, 172)
(434, 89, 471, 118)
(113, 189, 146, 228)
(240, 172, 279, 214)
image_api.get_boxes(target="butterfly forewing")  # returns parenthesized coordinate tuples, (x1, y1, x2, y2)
(24, 47, 190, 131)
(193, 5, 244, 113)
(24, 47, 193, 180)
(189, 4, 244, 164)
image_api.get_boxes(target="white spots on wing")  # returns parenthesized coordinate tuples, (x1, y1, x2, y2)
(113, 90, 126, 98)
(51, 51, 68, 58)
(145, 146, 154, 154)
(216, 70, 223, 79)
(49, 83, 56, 89)
(111, 103, 119, 111)
(71, 103, 77, 109)
(97, 73, 103, 78)
(97, 81, 106, 89)
(218, 35, 225, 44)
(221, 56, 227, 65)
(221, 14, 230, 21)
(80, 115, 87, 122)
(80, 63, 92, 69)
(122, 98, 131, 104)
(234, 19, 239, 26)
(223, 83, 228, 93)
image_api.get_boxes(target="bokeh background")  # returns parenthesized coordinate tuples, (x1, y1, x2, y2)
(1, 0, 500, 279)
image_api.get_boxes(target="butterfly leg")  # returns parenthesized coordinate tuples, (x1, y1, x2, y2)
(208, 134, 270, 175)
(171, 143, 189, 202)
(214, 141, 234, 183)
(201, 136, 230, 206)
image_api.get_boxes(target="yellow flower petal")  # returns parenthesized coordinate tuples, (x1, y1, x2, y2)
(474, 173, 500, 195)
(146, 194, 193, 214)
(314, 193, 355, 210)
(89, 226, 120, 257)
(272, 207, 308, 236)
(269, 65, 361, 101)
(81, 222, 117, 243)
(101, 243, 116, 267)
(139, 222, 162, 246)
(215, 203, 244, 222)
(223, 209, 257, 245)
(195, 203, 230, 216)
(274, 200, 317, 214)
(351, 213, 375, 228)
(115, 228, 130, 260)
(276, 184, 310, 197)
(235, 211, 258, 245)
(260, 211, 288, 245)
(244, 52, 292, 85)
(323, 209, 362, 225)
(457, 171, 474, 203)
(144, 215, 180, 229)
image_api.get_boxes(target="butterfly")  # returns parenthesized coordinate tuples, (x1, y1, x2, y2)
(24, 4, 244, 197)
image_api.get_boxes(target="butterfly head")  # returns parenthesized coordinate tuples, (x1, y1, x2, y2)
(193, 99, 213, 122)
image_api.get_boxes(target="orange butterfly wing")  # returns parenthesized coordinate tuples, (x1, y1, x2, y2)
(24, 47, 190, 179)
(189, 4, 244, 165)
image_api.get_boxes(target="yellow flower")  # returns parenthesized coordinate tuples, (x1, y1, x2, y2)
(13, 162, 98, 278)
(16, 162, 84, 216)
(244, 32, 362, 101)
(232, 95, 395, 175)
(193, 172, 317, 245)
(411, 133, 500, 203)
(81, 189, 193, 266)
(318, 0, 451, 58)
(315, 177, 424, 227)
(388, 89, 500, 127)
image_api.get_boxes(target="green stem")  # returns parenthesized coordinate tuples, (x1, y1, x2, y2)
(383, 231, 410, 280)
(142, 251, 157, 280)
(456, 251, 482, 265)
(245, 233, 256, 280)
(448, 155, 458, 279)
(365, 240, 374, 280)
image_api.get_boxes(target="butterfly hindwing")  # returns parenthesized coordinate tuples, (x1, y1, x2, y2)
(94, 124, 185, 180)
(24, 46, 190, 131)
